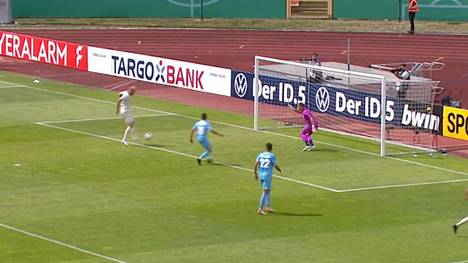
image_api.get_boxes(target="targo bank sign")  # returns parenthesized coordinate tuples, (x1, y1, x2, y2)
(87, 47, 231, 96)
(0, 31, 232, 97)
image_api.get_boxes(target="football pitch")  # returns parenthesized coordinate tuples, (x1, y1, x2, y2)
(1, 72, 468, 263)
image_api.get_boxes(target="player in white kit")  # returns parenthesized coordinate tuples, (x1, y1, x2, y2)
(116, 87, 136, 145)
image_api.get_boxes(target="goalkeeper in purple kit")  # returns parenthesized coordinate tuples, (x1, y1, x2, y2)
(291, 103, 319, 151)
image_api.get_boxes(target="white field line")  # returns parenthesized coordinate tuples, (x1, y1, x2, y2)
(338, 178, 468, 193)
(0, 86, 25, 89)
(39, 113, 173, 124)
(450, 260, 468, 263)
(0, 223, 128, 263)
(37, 122, 339, 192)
(262, 130, 468, 178)
(0, 80, 26, 88)
(262, 130, 381, 157)
(386, 156, 468, 177)
(11, 81, 468, 191)
(38, 113, 468, 194)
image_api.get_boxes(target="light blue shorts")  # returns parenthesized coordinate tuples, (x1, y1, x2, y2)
(260, 178, 272, 190)
(197, 136, 212, 151)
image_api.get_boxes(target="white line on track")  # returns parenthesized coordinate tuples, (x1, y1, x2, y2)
(37, 122, 339, 192)
(41, 72, 88, 78)
(39, 113, 173, 124)
(10, 81, 468, 192)
(103, 80, 128, 89)
(0, 223, 128, 263)
(110, 80, 137, 90)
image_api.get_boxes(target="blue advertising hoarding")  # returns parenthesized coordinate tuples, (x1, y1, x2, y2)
(231, 70, 441, 133)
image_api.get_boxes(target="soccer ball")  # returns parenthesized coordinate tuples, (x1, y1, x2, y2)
(144, 132, 153, 140)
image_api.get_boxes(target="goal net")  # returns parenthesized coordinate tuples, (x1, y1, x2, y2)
(253, 56, 441, 157)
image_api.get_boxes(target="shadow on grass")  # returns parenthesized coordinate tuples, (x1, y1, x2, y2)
(273, 212, 322, 217)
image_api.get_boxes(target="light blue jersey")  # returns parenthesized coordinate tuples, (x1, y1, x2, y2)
(193, 120, 213, 161)
(256, 151, 276, 180)
(192, 120, 212, 139)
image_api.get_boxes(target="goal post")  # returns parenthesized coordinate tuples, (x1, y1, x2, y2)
(254, 56, 260, 131)
(253, 56, 439, 157)
(380, 76, 387, 157)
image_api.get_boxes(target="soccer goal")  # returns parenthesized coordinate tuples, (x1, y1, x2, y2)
(253, 56, 441, 157)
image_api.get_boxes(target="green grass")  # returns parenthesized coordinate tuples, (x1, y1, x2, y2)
(1, 72, 468, 263)
(5, 18, 468, 34)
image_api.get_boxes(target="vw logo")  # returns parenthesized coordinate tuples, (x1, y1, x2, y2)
(234, 73, 248, 98)
(166, 0, 221, 17)
(315, 87, 330, 112)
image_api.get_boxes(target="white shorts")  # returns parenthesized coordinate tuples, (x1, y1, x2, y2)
(121, 111, 135, 125)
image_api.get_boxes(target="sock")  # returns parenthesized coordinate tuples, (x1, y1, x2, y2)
(301, 133, 309, 144)
(123, 127, 133, 141)
(265, 192, 271, 207)
(456, 216, 468, 226)
(259, 192, 266, 209)
(199, 151, 210, 160)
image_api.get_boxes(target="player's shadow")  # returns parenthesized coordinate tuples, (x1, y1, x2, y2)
(273, 211, 322, 217)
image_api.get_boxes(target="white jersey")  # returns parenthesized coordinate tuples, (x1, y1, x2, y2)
(119, 91, 132, 113)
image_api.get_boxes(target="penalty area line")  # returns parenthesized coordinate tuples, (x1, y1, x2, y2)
(11, 81, 467, 188)
(260, 130, 468, 178)
(36, 122, 340, 193)
(39, 113, 174, 124)
(0, 223, 128, 263)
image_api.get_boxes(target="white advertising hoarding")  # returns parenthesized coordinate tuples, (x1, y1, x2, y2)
(88, 46, 231, 96)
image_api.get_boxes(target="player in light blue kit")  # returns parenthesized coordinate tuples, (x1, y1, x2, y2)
(190, 113, 223, 165)
(254, 143, 283, 215)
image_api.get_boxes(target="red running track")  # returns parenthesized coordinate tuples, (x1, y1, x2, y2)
(5, 29, 468, 104)
(1, 29, 467, 156)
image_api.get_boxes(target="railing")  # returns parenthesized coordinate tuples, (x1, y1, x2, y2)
(288, 0, 332, 18)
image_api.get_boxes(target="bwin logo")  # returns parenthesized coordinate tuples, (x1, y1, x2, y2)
(166, 0, 221, 18)
(315, 87, 330, 113)
(234, 73, 248, 98)
(156, 60, 166, 83)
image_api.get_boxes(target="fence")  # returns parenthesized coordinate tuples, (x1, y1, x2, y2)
(12, 0, 286, 19)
